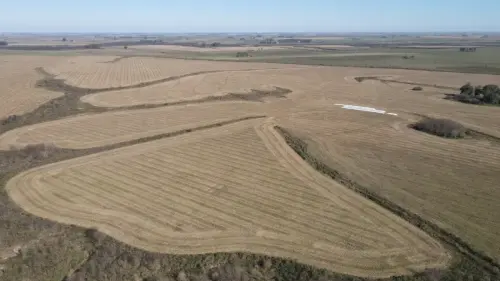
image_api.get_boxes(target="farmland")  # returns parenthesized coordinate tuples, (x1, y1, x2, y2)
(0, 56, 63, 118)
(6, 118, 449, 277)
(0, 35, 500, 281)
(44, 56, 297, 89)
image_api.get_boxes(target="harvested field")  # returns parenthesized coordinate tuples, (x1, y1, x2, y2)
(0, 55, 63, 118)
(45, 56, 296, 89)
(0, 102, 265, 149)
(81, 68, 321, 107)
(282, 106, 500, 263)
(130, 45, 289, 52)
(6, 118, 449, 278)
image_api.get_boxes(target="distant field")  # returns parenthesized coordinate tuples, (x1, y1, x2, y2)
(210, 47, 500, 75)
(130, 45, 290, 52)
(45, 56, 294, 89)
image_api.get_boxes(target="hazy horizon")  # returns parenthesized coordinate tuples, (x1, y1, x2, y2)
(1, 0, 499, 33)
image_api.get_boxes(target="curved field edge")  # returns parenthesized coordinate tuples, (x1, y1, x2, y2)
(0, 119, 495, 280)
(0, 67, 292, 136)
(4, 118, 450, 278)
(275, 126, 500, 277)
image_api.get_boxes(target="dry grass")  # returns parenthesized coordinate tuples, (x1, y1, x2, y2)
(45, 56, 297, 89)
(282, 107, 500, 264)
(2, 54, 500, 279)
(5, 118, 449, 278)
(0, 102, 265, 149)
(0, 55, 63, 118)
(81, 68, 312, 107)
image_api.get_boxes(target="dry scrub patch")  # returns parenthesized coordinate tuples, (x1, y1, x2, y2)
(45, 56, 300, 89)
(0, 55, 63, 118)
(5, 118, 449, 278)
(285, 109, 500, 262)
(0, 102, 265, 149)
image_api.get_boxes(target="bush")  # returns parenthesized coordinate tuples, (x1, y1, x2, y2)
(236, 52, 249, 57)
(412, 86, 423, 91)
(412, 118, 467, 138)
(456, 83, 500, 105)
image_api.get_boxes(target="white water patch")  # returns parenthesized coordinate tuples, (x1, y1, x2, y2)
(335, 104, 398, 116)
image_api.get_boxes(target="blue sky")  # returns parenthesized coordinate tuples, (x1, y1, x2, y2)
(1, 0, 499, 33)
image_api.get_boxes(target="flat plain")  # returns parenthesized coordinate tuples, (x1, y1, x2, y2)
(5, 118, 449, 278)
(0, 55, 63, 118)
(44, 56, 298, 89)
(1, 39, 500, 281)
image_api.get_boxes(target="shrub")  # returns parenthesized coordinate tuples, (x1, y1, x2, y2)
(455, 83, 500, 105)
(412, 86, 423, 91)
(412, 118, 467, 138)
(236, 52, 249, 57)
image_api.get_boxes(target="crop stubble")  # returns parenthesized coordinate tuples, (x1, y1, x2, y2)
(0, 55, 63, 118)
(0, 102, 265, 149)
(45, 56, 302, 89)
(5, 118, 449, 278)
(2, 55, 500, 277)
(284, 107, 500, 263)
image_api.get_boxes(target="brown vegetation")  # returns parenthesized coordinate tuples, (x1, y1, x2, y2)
(2, 54, 500, 281)
(411, 118, 468, 138)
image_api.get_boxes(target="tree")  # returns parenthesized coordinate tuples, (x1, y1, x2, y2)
(456, 83, 500, 105)
(124, 45, 128, 49)
(62, 37, 67, 42)
(460, 83, 474, 96)
(482, 84, 500, 104)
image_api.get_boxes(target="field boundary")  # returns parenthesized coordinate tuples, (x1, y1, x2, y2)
(275, 126, 500, 276)
(354, 76, 459, 90)
(0, 66, 291, 135)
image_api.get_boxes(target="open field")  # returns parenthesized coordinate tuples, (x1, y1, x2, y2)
(129, 45, 291, 52)
(0, 55, 63, 118)
(45, 56, 296, 89)
(277, 86, 500, 263)
(5, 118, 449, 278)
(78, 63, 498, 109)
(1, 46, 500, 281)
(0, 102, 265, 149)
(143, 45, 500, 75)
